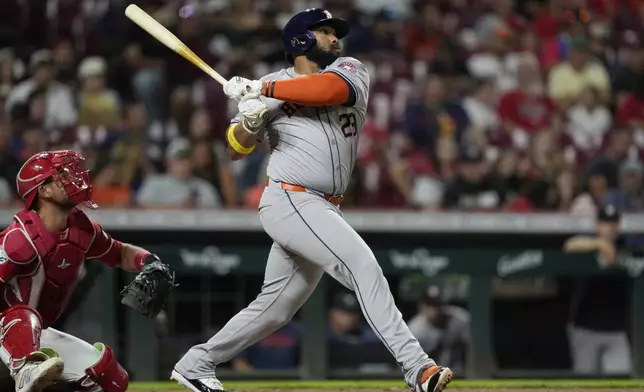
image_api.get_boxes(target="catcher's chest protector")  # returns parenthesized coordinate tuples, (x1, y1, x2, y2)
(8, 210, 94, 327)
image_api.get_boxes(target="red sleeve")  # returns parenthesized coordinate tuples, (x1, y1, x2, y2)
(86, 221, 122, 267)
(0, 227, 38, 283)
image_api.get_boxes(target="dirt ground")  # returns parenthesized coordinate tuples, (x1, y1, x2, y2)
(156, 389, 644, 392)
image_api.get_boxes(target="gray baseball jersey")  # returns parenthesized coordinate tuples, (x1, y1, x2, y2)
(231, 56, 369, 195)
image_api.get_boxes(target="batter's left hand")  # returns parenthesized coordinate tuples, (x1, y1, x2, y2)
(239, 94, 269, 133)
(224, 76, 262, 101)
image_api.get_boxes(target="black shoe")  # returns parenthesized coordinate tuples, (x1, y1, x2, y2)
(413, 365, 453, 392)
(171, 370, 227, 392)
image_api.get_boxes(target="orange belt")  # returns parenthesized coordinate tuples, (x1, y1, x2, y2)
(269, 180, 343, 206)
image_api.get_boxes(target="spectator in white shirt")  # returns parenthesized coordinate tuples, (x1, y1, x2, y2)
(5, 49, 77, 129)
(136, 138, 221, 209)
(462, 79, 499, 134)
(567, 86, 612, 152)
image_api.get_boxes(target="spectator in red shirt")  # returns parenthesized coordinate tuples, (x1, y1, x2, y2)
(498, 57, 555, 146)
(356, 122, 408, 208)
(531, 0, 565, 69)
(404, 4, 445, 62)
(616, 75, 644, 130)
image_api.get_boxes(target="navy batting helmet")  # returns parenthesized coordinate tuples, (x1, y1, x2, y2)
(281, 8, 350, 57)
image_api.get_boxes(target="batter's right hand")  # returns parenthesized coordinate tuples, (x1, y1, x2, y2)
(224, 76, 261, 101)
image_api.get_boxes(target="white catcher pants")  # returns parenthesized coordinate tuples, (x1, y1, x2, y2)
(1, 327, 102, 387)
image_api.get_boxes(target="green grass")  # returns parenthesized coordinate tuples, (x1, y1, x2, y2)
(129, 379, 644, 390)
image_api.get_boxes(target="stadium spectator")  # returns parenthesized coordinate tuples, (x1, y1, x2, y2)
(616, 73, 644, 131)
(349, 7, 400, 54)
(466, 1, 517, 88)
(441, 146, 507, 210)
(403, 4, 445, 63)
(603, 158, 644, 212)
(404, 74, 470, 153)
(52, 39, 78, 87)
(77, 56, 121, 130)
(564, 204, 633, 376)
(327, 291, 378, 346)
(497, 55, 555, 149)
(136, 137, 221, 208)
(232, 322, 300, 371)
(408, 285, 470, 375)
(547, 36, 611, 112)
(17, 123, 48, 163)
(5, 49, 77, 129)
(462, 78, 499, 136)
(89, 102, 150, 200)
(0, 125, 19, 188)
(583, 128, 633, 189)
(566, 86, 612, 152)
(612, 30, 644, 104)
(358, 121, 409, 207)
(190, 137, 238, 208)
(570, 172, 609, 215)
(0, 176, 12, 206)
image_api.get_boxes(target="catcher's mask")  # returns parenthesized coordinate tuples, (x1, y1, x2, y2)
(16, 150, 97, 210)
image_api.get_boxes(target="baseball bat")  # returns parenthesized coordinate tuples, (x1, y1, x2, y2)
(124, 4, 227, 85)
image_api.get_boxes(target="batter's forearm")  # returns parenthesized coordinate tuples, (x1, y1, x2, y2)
(120, 243, 151, 272)
(261, 73, 349, 106)
(227, 123, 259, 160)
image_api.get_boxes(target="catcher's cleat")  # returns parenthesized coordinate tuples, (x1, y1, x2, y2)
(412, 365, 453, 392)
(170, 370, 226, 392)
(14, 355, 64, 392)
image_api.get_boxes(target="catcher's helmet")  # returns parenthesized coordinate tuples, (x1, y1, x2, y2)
(281, 8, 350, 57)
(16, 150, 97, 210)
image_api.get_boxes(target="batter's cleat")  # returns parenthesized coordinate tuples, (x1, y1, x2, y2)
(13, 355, 64, 392)
(171, 369, 227, 392)
(413, 365, 453, 392)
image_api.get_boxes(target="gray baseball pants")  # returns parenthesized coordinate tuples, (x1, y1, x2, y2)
(174, 181, 434, 385)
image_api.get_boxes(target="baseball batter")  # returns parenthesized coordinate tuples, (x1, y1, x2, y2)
(172, 9, 453, 392)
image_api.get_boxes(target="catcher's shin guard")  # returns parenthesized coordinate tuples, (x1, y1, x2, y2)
(0, 305, 46, 373)
(84, 343, 128, 392)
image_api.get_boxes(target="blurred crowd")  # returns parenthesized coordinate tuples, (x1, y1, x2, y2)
(0, 0, 643, 213)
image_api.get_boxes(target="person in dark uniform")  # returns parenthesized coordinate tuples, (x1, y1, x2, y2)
(563, 204, 632, 375)
(407, 285, 470, 374)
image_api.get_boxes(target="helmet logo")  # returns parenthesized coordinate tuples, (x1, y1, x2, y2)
(292, 37, 307, 46)
(33, 165, 42, 172)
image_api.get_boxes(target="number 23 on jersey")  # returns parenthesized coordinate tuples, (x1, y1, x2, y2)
(339, 112, 357, 138)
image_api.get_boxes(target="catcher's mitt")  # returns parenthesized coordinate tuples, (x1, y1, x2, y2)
(120, 254, 178, 318)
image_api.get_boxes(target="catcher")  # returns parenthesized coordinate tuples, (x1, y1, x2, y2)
(0, 150, 177, 392)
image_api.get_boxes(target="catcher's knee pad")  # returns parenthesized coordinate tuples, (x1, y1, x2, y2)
(84, 343, 128, 392)
(0, 305, 44, 371)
